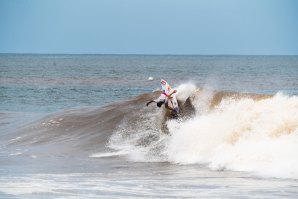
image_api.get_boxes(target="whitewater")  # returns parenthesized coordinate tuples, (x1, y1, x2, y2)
(107, 84, 298, 179)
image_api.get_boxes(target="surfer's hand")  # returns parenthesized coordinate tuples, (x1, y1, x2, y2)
(173, 90, 177, 93)
(146, 101, 152, 106)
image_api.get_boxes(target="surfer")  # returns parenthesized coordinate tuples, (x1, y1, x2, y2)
(146, 88, 179, 116)
(146, 79, 180, 117)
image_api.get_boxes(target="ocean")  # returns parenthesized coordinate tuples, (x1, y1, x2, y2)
(0, 54, 298, 198)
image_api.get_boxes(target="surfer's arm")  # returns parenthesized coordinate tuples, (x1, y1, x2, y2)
(168, 90, 177, 98)
(146, 100, 155, 106)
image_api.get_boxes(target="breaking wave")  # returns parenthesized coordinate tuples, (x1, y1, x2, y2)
(108, 84, 298, 179)
(4, 83, 298, 179)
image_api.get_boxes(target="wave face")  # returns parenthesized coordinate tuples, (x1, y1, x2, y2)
(4, 93, 157, 157)
(108, 84, 298, 179)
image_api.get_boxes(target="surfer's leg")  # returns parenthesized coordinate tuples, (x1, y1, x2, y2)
(169, 108, 179, 118)
(165, 101, 174, 111)
(173, 107, 179, 115)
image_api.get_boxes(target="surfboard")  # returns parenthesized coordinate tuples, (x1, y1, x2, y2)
(160, 79, 179, 114)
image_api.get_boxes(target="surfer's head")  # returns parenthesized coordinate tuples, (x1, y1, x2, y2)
(157, 101, 164, 107)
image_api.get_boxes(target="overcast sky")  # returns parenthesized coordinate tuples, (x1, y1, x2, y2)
(0, 0, 297, 54)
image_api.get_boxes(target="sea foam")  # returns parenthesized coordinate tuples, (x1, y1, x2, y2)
(165, 92, 298, 178)
(109, 84, 298, 179)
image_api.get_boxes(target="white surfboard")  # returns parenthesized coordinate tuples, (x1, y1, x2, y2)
(160, 79, 179, 113)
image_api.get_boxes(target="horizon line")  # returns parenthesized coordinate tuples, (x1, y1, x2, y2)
(0, 53, 298, 56)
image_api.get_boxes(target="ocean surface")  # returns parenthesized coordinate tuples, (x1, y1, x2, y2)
(0, 54, 298, 198)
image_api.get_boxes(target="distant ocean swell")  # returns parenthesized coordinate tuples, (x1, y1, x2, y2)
(3, 83, 298, 179)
